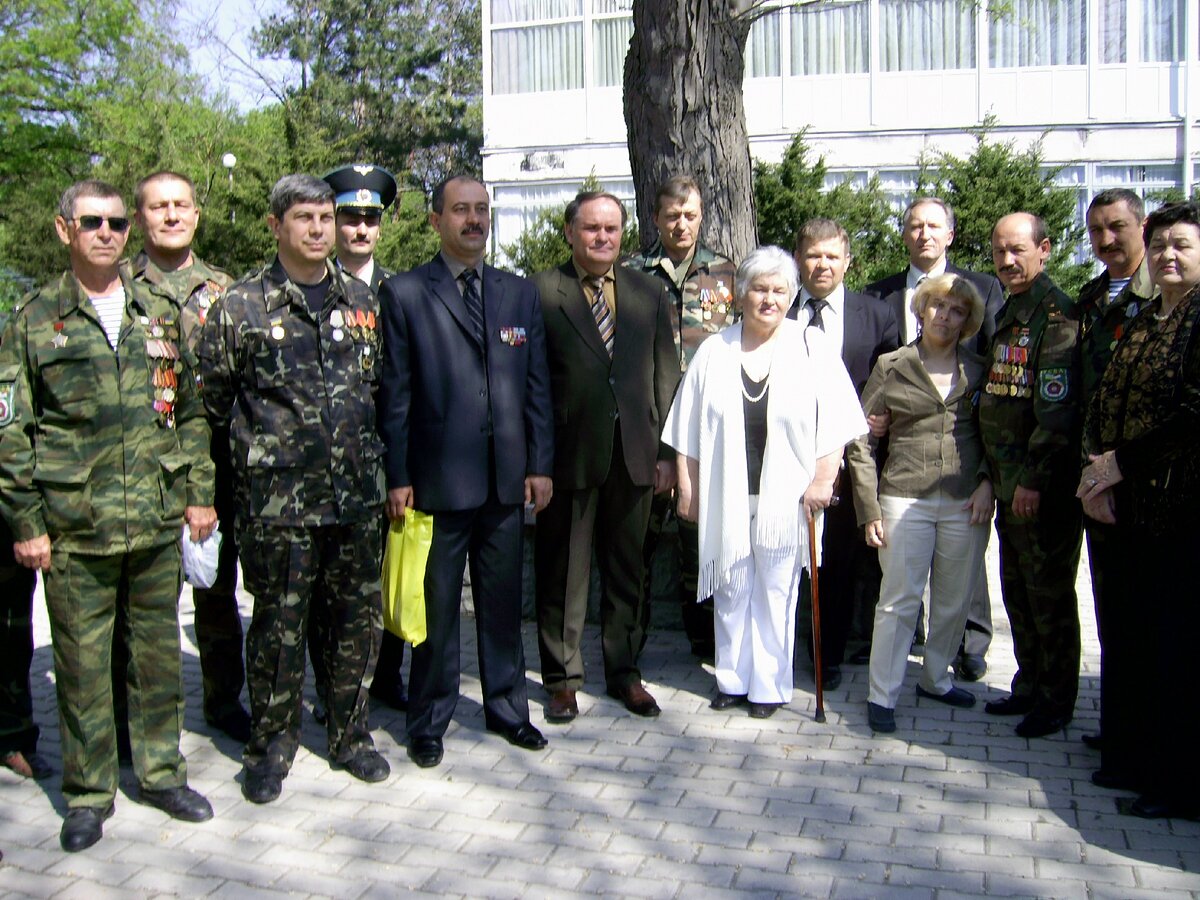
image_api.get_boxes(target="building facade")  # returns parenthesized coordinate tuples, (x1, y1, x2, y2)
(482, 0, 1198, 261)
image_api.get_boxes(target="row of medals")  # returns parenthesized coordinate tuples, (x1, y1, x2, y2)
(986, 344, 1032, 398)
(268, 308, 376, 345)
(146, 318, 182, 426)
(698, 285, 732, 321)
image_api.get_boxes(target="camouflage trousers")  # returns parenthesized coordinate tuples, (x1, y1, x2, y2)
(995, 497, 1083, 717)
(239, 520, 381, 774)
(44, 541, 187, 809)
(0, 527, 39, 756)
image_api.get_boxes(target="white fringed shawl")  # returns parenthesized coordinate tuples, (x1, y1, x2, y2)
(664, 319, 866, 601)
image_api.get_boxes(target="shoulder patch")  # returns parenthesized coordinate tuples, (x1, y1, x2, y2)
(0, 382, 15, 427)
(1038, 367, 1070, 402)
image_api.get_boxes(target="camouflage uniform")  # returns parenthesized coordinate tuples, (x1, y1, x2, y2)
(119, 252, 245, 726)
(979, 271, 1083, 720)
(624, 242, 736, 655)
(0, 270, 214, 809)
(198, 258, 384, 775)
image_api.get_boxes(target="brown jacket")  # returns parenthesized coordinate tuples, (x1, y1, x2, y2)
(847, 344, 989, 525)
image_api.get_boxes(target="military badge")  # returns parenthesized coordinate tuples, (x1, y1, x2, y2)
(1039, 368, 1070, 402)
(52, 322, 68, 349)
(499, 326, 526, 346)
(0, 383, 14, 427)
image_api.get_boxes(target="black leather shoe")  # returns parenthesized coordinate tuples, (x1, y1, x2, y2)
(954, 654, 987, 682)
(138, 785, 214, 822)
(369, 681, 409, 712)
(1091, 769, 1137, 791)
(867, 702, 896, 734)
(709, 692, 747, 711)
(916, 684, 976, 708)
(1015, 710, 1070, 738)
(335, 748, 391, 782)
(60, 805, 114, 852)
(408, 737, 443, 768)
(205, 705, 252, 743)
(491, 722, 548, 751)
(984, 694, 1034, 716)
(1130, 794, 1200, 820)
(241, 767, 283, 804)
(748, 702, 781, 719)
(822, 666, 842, 691)
(606, 682, 661, 718)
(1081, 732, 1103, 750)
(311, 703, 328, 726)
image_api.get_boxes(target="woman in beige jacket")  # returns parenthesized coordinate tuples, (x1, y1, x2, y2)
(847, 274, 994, 734)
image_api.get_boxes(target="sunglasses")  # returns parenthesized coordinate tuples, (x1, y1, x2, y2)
(74, 215, 131, 233)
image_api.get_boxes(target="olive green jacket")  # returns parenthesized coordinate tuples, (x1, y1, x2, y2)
(0, 270, 214, 553)
(979, 272, 1082, 504)
(126, 251, 233, 353)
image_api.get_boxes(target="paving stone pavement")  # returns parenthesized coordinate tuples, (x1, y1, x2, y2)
(2, 539, 1199, 899)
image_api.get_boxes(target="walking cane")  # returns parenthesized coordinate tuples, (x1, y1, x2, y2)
(807, 508, 826, 723)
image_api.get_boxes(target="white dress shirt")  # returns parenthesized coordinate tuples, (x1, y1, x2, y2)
(902, 259, 947, 344)
(799, 282, 847, 360)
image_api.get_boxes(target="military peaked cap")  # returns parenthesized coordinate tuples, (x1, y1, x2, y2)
(322, 164, 398, 211)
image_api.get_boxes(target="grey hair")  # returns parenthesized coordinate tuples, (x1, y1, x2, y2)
(734, 245, 799, 304)
(268, 174, 335, 219)
(58, 180, 123, 220)
(902, 197, 956, 232)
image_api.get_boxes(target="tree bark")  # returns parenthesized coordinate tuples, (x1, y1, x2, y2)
(623, 0, 757, 263)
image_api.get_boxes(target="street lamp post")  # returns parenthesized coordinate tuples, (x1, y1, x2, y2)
(222, 153, 237, 224)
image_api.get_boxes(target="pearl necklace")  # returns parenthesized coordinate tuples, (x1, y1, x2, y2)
(741, 370, 769, 403)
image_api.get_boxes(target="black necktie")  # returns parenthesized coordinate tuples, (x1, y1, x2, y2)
(460, 268, 485, 344)
(807, 297, 829, 331)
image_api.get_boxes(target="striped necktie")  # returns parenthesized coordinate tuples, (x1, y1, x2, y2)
(589, 276, 615, 358)
(460, 268, 485, 344)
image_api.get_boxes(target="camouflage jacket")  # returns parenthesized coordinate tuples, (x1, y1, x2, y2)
(1076, 257, 1157, 403)
(0, 270, 214, 553)
(197, 258, 385, 527)
(979, 272, 1082, 504)
(623, 242, 737, 371)
(126, 251, 233, 353)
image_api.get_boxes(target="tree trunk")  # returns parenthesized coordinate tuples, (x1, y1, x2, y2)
(623, 0, 757, 264)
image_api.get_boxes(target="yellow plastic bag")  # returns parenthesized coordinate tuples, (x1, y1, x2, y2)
(381, 508, 433, 647)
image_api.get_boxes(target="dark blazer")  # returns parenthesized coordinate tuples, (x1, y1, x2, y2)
(377, 254, 554, 511)
(864, 262, 1003, 353)
(788, 289, 901, 396)
(532, 262, 680, 491)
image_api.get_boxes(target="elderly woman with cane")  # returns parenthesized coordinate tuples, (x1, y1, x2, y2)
(664, 246, 864, 718)
(846, 274, 993, 735)
(1077, 201, 1200, 820)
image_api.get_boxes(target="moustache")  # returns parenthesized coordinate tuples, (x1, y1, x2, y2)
(461, 227, 485, 236)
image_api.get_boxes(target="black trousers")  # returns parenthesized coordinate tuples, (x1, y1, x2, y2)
(0, 520, 39, 756)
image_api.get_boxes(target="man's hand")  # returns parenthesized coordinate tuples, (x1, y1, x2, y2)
(524, 475, 553, 514)
(387, 486, 414, 521)
(867, 411, 892, 438)
(864, 520, 886, 548)
(653, 460, 677, 494)
(14, 535, 51, 572)
(184, 505, 218, 543)
(1011, 485, 1041, 520)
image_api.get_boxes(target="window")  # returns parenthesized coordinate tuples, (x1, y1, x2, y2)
(880, 0, 975, 71)
(790, 0, 868, 75)
(593, 0, 633, 88)
(1142, 0, 1184, 62)
(990, 0, 1087, 68)
(1098, 0, 1126, 63)
(491, 0, 584, 94)
(747, 10, 781, 77)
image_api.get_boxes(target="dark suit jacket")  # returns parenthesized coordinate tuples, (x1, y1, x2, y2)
(788, 289, 901, 397)
(864, 262, 1003, 353)
(377, 255, 554, 511)
(532, 262, 680, 491)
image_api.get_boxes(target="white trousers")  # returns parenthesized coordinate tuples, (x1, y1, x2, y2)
(868, 491, 988, 709)
(713, 498, 805, 704)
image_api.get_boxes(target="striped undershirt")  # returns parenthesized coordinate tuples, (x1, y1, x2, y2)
(89, 289, 125, 350)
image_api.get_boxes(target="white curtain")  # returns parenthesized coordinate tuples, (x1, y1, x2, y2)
(492, 23, 583, 93)
(1142, 0, 1184, 61)
(747, 10, 781, 77)
(880, 0, 976, 71)
(491, 0, 580, 24)
(989, 0, 1087, 67)
(593, 16, 633, 86)
(790, 0, 868, 75)
(1098, 0, 1126, 63)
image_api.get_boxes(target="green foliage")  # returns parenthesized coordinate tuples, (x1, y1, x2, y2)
(915, 120, 1091, 296)
(500, 174, 639, 277)
(375, 190, 442, 272)
(753, 131, 906, 289)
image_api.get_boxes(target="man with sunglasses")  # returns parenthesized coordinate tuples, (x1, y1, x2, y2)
(0, 180, 218, 851)
(108, 172, 250, 747)
(307, 164, 409, 722)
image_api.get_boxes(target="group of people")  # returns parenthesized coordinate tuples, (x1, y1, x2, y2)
(1, 167, 1196, 860)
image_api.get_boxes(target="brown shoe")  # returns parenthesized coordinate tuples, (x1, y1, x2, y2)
(545, 689, 578, 723)
(607, 682, 661, 718)
(2, 750, 53, 780)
